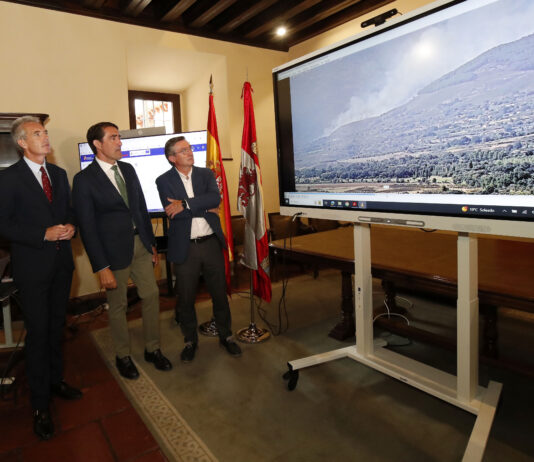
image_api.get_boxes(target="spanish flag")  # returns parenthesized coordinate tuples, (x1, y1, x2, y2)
(206, 77, 234, 295)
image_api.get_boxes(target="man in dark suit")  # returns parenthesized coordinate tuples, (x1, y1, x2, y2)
(0, 116, 82, 440)
(156, 136, 241, 362)
(72, 122, 171, 379)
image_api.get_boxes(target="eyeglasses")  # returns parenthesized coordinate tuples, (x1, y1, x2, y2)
(173, 147, 193, 155)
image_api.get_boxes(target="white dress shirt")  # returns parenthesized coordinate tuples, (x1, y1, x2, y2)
(24, 156, 52, 188)
(176, 168, 214, 239)
(95, 156, 125, 195)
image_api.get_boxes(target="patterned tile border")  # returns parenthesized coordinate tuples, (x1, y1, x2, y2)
(91, 326, 218, 462)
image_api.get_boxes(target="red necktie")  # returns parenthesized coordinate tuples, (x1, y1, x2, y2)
(40, 166, 52, 203)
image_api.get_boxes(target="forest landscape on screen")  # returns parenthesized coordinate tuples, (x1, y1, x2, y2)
(274, 0, 534, 222)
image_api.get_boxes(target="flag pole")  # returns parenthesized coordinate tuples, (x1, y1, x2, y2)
(199, 74, 219, 337)
(199, 74, 235, 338)
(236, 80, 270, 343)
(236, 269, 270, 343)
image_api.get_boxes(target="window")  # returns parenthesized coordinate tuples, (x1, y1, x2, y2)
(128, 90, 181, 134)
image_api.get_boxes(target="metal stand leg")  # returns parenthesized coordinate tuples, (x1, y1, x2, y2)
(236, 269, 270, 343)
(284, 225, 501, 462)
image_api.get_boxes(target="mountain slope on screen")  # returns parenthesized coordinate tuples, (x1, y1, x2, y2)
(295, 33, 534, 170)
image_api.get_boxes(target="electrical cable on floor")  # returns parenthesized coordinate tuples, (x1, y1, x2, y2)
(373, 296, 413, 347)
(67, 288, 108, 335)
(258, 233, 290, 335)
(257, 214, 301, 336)
(373, 299, 411, 325)
(67, 303, 107, 335)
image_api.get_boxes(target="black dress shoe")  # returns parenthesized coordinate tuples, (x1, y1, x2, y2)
(115, 356, 139, 379)
(144, 349, 172, 371)
(180, 342, 197, 363)
(220, 337, 242, 357)
(33, 409, 54, 440)
(51, 381, 83, 400)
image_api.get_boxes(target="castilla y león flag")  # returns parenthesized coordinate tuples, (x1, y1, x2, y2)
(237, 81, 272, 302)
(206, 79, 234, 295)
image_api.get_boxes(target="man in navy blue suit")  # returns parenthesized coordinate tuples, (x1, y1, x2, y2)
(72, 122, 171, 380)
(156, 136, 241, 362)
(0, 116, 82, 440)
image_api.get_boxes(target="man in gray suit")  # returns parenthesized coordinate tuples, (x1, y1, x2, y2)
(156, 136, 241, 362)
(72, 122, 171, 379)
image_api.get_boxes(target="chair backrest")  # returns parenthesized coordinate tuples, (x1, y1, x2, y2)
(231, 215, 246, 247)
(268, 212, 301, 241)
(308, 218, 340, 233)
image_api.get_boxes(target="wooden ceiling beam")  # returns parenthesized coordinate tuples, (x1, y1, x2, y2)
(189, 0, 238, 28)
(245, 0, 322, 39)
(82, 0, 106, 8)
(121, 0, 152, 17)
(217, 0, 277, 34)
(285, 0, 363, 35)
(287, 0, 395, 47)
(160, 0, 198, 22)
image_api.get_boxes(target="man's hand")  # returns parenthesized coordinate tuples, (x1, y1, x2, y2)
(58, 223, 75, 240)
(98, 268, 117, 289)
(152, 246, 159, 266)
(45, 225, 68, 242)
(165, 198, 185, 219)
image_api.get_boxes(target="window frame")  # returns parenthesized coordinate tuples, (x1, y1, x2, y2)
(128, 90, 182, 133)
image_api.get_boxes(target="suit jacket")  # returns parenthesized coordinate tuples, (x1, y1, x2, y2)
(155, 166, 225, 264)
(0, 159, 75, 282)
(72, 159, 155, 272)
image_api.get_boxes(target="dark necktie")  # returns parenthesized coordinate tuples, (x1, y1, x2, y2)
(111, 165, 129, 207)
(40, 166, 52, 203)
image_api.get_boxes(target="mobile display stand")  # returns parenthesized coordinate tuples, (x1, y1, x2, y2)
(237, 269, 270, 343)
(283, 223, 501, 462)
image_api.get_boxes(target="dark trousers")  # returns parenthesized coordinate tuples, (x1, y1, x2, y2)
(16, 257, 72, 410)
(173, 235, 232, 344)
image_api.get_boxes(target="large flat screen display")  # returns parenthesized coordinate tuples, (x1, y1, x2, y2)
(273, 0, 534, 238)
(78, 130, 207, 214)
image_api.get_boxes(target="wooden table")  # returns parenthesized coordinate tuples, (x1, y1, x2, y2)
(269, 225, 534, 356)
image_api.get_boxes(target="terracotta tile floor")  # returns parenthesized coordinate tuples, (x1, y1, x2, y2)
(0, 272, 251, 462)
(0, 291, 177, 462)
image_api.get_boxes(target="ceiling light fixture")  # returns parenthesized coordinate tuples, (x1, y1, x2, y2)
(276, 26, 287, 37)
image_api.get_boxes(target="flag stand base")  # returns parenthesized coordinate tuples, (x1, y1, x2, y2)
(236, 269, 270, 344)
(199, 318, 219, 337)
(237, 323, 270, 344)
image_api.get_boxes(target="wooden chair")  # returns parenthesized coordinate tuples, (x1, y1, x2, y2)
(307, 217, 340, 233)
(267, 212, 304, 241)
(268, 212, 314, 279)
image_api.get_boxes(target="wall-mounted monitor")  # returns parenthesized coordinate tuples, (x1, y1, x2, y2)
(78, 130, 207, 214)
(273, 0, 534, 238)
